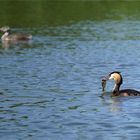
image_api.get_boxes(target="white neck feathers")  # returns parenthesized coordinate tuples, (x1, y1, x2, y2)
(1, 32, 9, 40)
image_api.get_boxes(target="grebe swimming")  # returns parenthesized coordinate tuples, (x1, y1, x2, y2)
(0, 26, 32, 41)
(102, 71, 140, 96)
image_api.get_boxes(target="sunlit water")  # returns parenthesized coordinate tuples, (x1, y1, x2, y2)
(1, 21, 140, 140)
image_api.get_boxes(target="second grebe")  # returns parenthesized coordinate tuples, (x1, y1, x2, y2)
(0, 26, 32, 41)
(102, 71, 140, 96)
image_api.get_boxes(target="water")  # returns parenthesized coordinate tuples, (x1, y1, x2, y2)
(0, 1, 140, 140)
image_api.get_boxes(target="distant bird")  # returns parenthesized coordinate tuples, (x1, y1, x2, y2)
(0, 26, 32, 41)
(102, 71, 140, 96)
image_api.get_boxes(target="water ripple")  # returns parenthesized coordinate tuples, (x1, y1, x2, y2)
(1, 20, 140, 140)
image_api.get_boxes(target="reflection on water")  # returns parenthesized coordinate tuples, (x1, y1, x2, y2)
(100, 94, 123, 112)
(0, 1, 140, 27)
(1, 40, 33, 48)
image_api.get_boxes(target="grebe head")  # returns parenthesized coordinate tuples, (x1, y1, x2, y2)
(102, 71, 123, 94)
(109, 71, 123, 85)
(102, 71, 123, 85)
(0, 26, 10, 33)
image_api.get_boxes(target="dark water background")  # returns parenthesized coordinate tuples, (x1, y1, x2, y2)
(0, 1, 140, 140)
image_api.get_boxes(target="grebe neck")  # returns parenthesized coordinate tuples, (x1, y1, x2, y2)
(1, 32, 10, 40)
(112, 83, 121, 96)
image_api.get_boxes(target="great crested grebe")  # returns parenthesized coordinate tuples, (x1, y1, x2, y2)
(102, 71, 140, 96)
(0, 26, 32, 41)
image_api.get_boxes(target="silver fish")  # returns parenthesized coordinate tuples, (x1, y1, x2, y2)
(101, 79, 106, 92)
